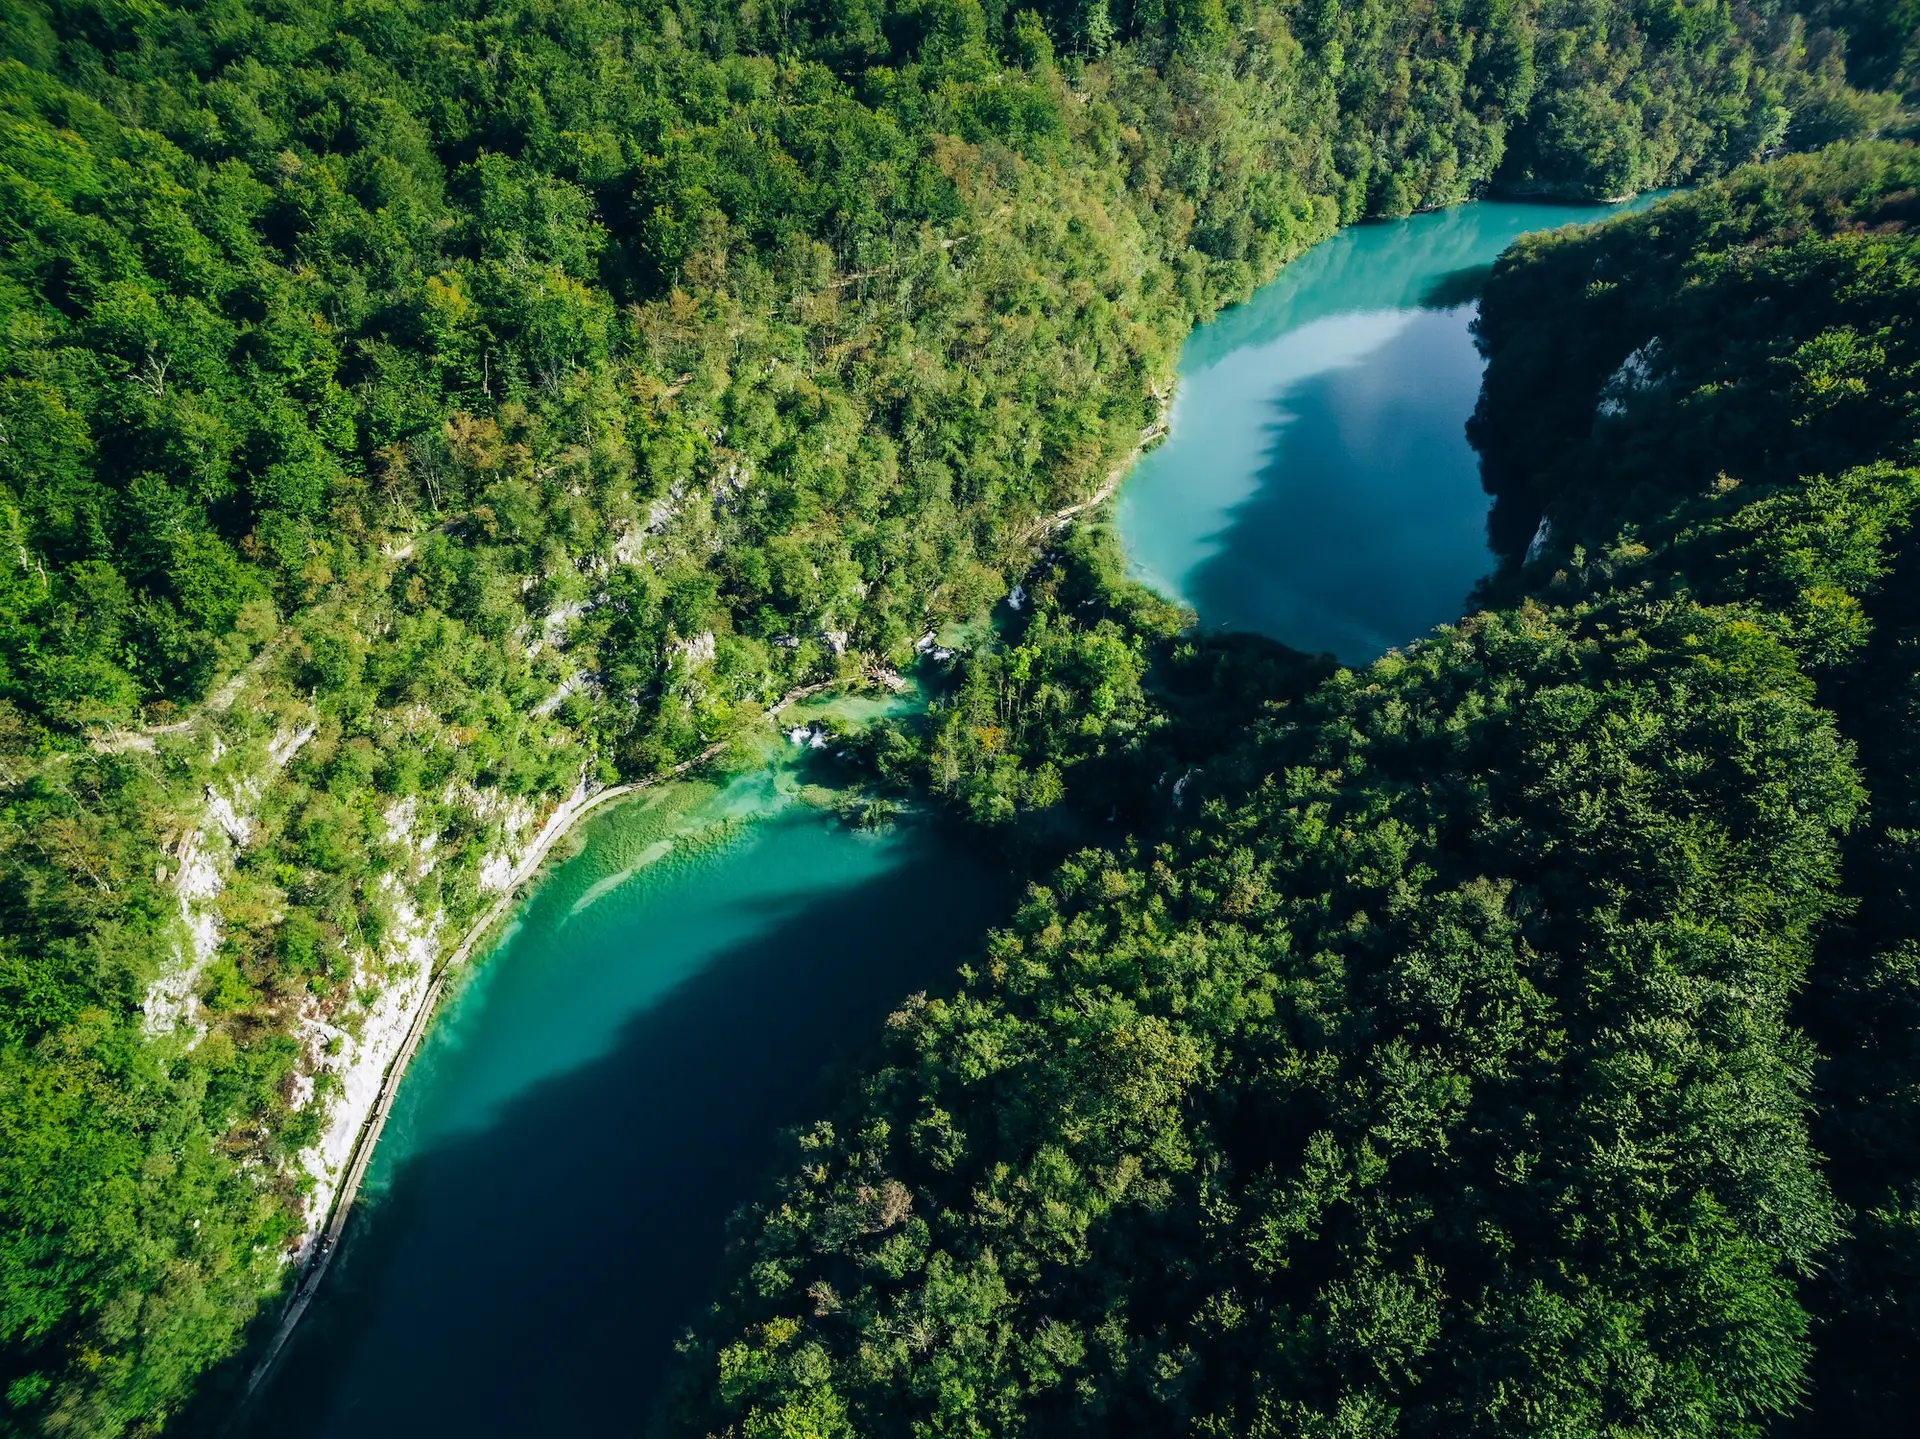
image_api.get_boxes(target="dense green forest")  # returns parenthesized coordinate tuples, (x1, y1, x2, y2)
(0, 0, 1909, 1433)
(1468, 141, 1920, 1430)
(665, 144, 1920, 1437)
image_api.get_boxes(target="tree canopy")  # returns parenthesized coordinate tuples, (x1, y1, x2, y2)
(665, 143, 1920, 1439)
(0, 0, 1908, 1433)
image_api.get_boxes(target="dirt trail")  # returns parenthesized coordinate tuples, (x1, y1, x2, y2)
(89, 642, 281, 754)
(1015, 414, 1169, 549)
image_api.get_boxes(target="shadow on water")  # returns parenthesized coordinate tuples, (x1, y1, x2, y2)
(1117, 195, 1671, 664)
(1420, 263, 1493, 310)
(1183, 307, 1493, 665)
(234, 816, 1008, 1439)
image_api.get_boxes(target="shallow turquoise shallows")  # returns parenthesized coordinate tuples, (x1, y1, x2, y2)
(1115, 197, 1656, 664)
(242, 731, 1007, 1438)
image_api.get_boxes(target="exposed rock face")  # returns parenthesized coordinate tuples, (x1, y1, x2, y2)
(143, 723, 317, 1042)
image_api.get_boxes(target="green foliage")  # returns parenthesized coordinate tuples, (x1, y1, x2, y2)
(1472, 141, 1920, 565)
(666, 146, 1920, 1439)
(1800, 0, 1920, 100)
(0, 0, 1884, 1432)
(1468, 139, 1920, 1433)
(671, 601, 1867, 1438)
(867, 524, 1184, 825)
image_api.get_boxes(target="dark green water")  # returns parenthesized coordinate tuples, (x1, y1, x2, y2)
(1115, 197, 1656, 664)
(241, 723, 1007, 1436)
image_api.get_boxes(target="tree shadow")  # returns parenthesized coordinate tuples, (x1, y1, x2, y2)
(229, 818, 1010, 1439)
(1182, 307, 1497, 665)
(1420, 264, 1492, 310)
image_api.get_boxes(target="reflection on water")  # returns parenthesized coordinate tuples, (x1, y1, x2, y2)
(239, 733, 1008, 1438)
(1117, 197, 1659, 665)
(1185, 307, 1488, 662)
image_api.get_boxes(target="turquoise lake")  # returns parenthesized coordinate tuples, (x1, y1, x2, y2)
(237, 197, 1659, 1437)
(239, 726, 1008, 1437)
(1115, 197, 1655, 663)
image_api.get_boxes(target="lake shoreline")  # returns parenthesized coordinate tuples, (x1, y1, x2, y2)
(1112, 194, 1660, 664)
(236, 671, 857, 1409)
(226, 189, 1668, 1427)
(229, 689, 1018, 1437)
(229, 424, 1162, 1414)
